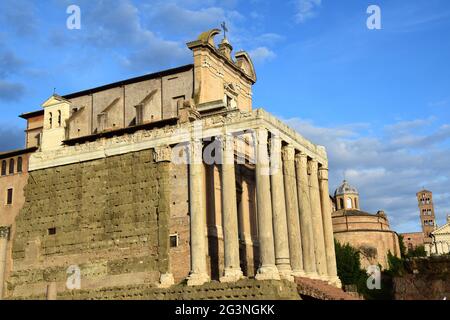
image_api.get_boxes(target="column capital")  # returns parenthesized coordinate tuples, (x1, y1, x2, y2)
(154, 145, 172, 163)
(255, 127, 269, 144)
(318, 166, 329, 181)
(294, 151, 308, 163)
(0, 226, 10, 239)
(307, 159, 318, 175)
(190, 138, 203, 164)
(221, 132, 235, 147)
(282, 145, 295, 161)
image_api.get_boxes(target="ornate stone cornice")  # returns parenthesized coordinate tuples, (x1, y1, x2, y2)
(30, 109, 328, 171)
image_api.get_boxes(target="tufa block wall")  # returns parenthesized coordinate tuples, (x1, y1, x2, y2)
(8, 149, 172, 299)
(10, 279, 300, 300)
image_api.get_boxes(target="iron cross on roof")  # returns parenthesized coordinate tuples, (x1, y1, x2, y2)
(221, 21, 228, 39)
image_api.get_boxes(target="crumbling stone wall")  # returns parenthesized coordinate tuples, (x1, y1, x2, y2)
(393, 256, 450, 300)
(7, 149, 171, 299)
(11, 279, 301, 300)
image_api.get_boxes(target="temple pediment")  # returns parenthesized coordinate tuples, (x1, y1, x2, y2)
(433, 223, 450, 235)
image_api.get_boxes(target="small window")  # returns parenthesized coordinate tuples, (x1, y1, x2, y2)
(35, 133, 42, 147)
(339, 198, 344, 209)
(48, 228, 57, 235)
(9, 159, 14, 174)
(49, 112, 53, 128)
(6, 188, 13, 205)
(169, 234, 179, 248)
(1, 160, 6, 176)
(17, 157, 23, 173)
(57, 110, 62, 127)
(346, 197, 352, 209)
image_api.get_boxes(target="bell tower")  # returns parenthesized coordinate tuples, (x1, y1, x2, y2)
(417, 190, 436, 244)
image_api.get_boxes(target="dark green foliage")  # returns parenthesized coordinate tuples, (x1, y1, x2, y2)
(406, 245, 427, 258)
(386, 251, 405, 277)
(334, 241, 395, 300)
(334, 240, 363, 286)
(398, 234, 407, 258)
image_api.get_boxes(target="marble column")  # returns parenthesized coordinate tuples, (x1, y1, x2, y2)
(319, 166, 342, 288)
(255, 128, 280, 280)
(282, 145, 305, 277)
(220, 133, 244, 282)
(270, 136, 293, 281)
(295, 153, 318, 278)
(0, 226, 10, 300)
(308, 159, 328, 279)
(187, 138, 210, 286)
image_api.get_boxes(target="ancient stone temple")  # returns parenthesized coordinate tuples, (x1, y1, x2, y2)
(0, 29, 341, 300)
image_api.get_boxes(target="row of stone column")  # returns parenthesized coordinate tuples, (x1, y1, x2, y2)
(186, 128, 341, 287)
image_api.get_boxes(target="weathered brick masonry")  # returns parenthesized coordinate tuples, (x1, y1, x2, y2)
(8, 150, 173, 298)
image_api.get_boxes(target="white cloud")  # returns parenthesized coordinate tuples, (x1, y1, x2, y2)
(249, 47, 276, 63)
(285, 117, 450, 233)
(294, 0, 322, 23)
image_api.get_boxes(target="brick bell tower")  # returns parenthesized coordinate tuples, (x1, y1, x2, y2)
(417, 189, 436, 244)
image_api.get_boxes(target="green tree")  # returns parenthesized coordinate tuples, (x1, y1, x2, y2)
(334, 240, 363, 285)
(398, 234, 407, 258)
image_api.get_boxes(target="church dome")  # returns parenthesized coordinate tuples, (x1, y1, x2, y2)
(334, 180, 359, 196)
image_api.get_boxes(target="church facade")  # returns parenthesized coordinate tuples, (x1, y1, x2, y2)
(0, 30, 341, 299)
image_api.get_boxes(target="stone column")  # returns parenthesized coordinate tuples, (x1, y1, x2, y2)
(255, 128, 280, 280)
(319, 166, 342, 287)
(187, 138, 210, 286)
(282, 145, 305, 277)
(155, 145, 175, 288)
(0, 226, 10, 300)
(220, 133, 244, 283)
(295, 153, 318, 278)
(308, 159, 328, 279)
(270, 136, 293, 281)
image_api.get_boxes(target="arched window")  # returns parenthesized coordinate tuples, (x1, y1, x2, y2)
(1, 160, 6, 176)
(58, 110, 62, 127)
(49, 112, 53, 128)
(354, 198, 358, 209)
(346, 197, 352, 209)
(17, 157, 23, 173)
(9, 158, 15, 174)
(339, 198, 344, 210)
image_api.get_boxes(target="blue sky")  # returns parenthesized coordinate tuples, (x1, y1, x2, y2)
(1, 0, 449, 232)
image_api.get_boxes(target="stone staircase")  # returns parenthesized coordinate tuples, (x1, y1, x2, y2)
(295, 277, 362, 300)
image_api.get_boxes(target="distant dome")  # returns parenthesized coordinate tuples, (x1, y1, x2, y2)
(334, 180, 359, 196)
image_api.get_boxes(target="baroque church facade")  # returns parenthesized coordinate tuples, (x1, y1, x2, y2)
(0, 29, 342, 299)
